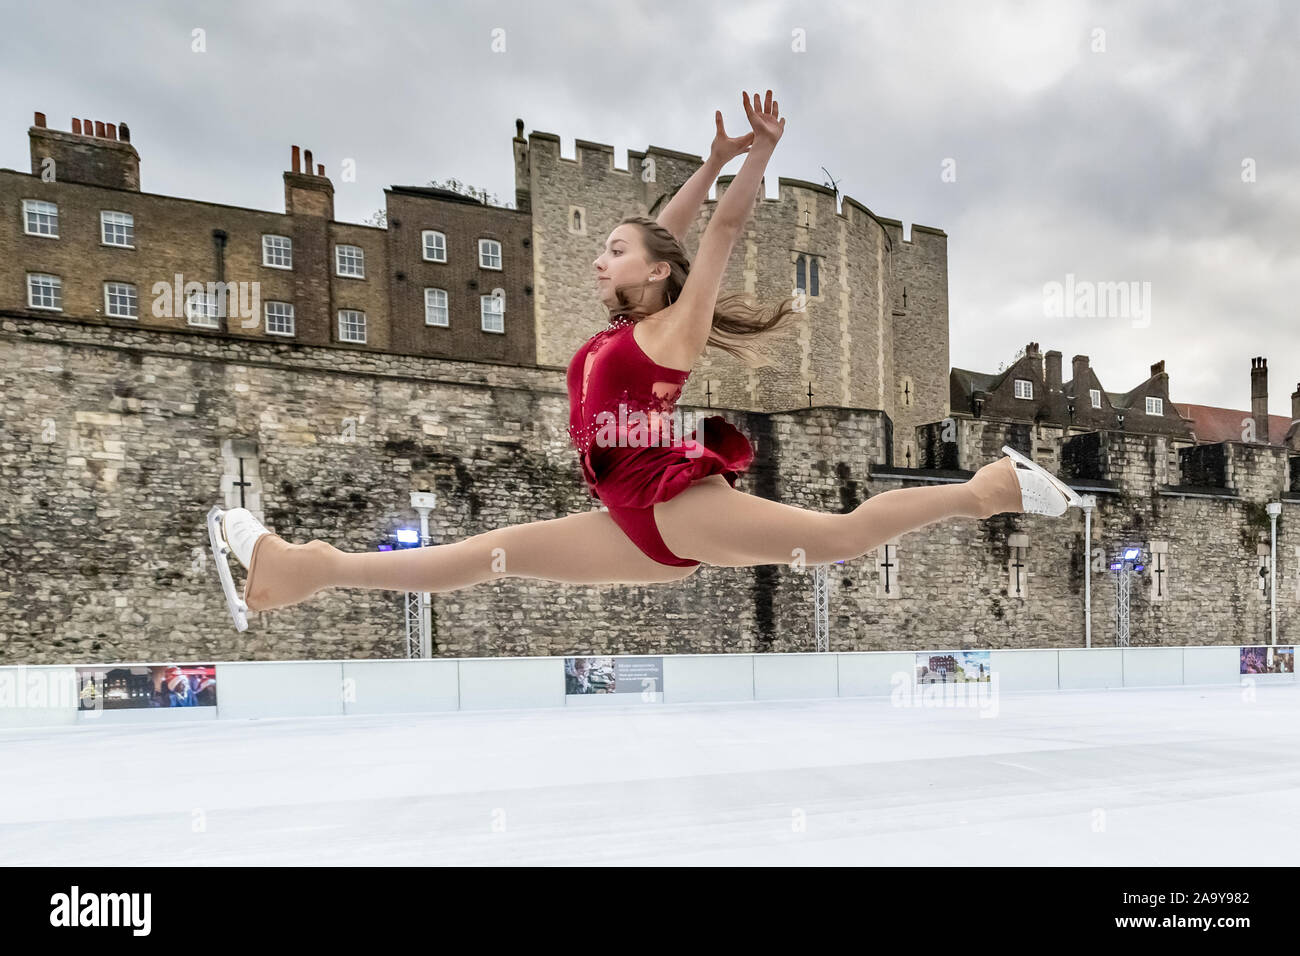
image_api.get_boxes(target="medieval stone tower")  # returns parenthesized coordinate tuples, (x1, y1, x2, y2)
(511, 121, 950, 468)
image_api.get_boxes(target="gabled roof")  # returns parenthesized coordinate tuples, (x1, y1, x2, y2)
(950, 366, 1008, 407)
(387, 184, 485, 205)
(1172, 403, 1292, 446)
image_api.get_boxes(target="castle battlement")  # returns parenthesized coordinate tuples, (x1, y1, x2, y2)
(522, 128, 940, 247)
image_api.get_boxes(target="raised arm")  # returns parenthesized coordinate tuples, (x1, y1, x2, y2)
(656, 110, 754, 243)
(664, 91, 784, 362)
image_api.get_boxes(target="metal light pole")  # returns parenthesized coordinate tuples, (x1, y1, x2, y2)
(410, 491, 437, 659)
(813, 564, 829, 652)
(1111, 545, 1145, 648)
(1081, 495, 1097, 648)
(1268, 501, 1281, 646)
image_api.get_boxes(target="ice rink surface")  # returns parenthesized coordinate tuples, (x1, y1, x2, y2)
(2, 683, 1298, 866)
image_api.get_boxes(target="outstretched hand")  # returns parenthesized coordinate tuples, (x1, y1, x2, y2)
(709, 110, 754, 165)
(742, 89, 785, 149)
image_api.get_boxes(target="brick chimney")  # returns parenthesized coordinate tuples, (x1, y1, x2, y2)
(1150, 359, 1165, 378)
(284, 144, 334, 218)
(1250, 356, 1269, 444)
(1045, 350, 1062, 391)
(1071, 354, 1090, 393)
(29, 112, 141, 190)
(1288, 382, 1300, 452)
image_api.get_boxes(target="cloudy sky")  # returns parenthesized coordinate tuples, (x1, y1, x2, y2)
(5, 0, 1297, 416)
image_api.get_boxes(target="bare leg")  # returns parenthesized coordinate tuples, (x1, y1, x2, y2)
(653, 456, 1024, 567)
(242, 509, 698, 612)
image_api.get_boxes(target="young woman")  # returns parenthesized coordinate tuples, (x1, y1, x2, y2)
(207, 90, 1081, 631)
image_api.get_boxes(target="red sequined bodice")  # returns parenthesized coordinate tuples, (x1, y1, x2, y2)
(565, 314, 692, 459)
(564, 313, 755, 507)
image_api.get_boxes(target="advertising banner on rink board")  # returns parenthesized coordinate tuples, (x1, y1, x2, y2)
(915, 650, 992, 684)
(564, 656, 664, 695)
(1239, 646, 1294, 675)
(76, 664, 218, 710)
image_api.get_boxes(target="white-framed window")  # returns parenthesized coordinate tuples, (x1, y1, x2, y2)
(422, 230, 446, 262)
(262, 235, 293, 269)
(1145, 396, 1163, 415)
(185, 290, 220, 328)
(338, 309, 366, 343)
(103, 281, 138, 318)
(1014, 378, 1033, 399)
(265, 301, 295, 336)
(1090, 388, 1101, 408)
(424, 288, 449, 326)
(480, 294, 504, 333)
(26, 273, 62, 310)
(335, 244, 365, 278)
(478, 238, 502, 270)
(22, 199, 58, 237)
(100, 211, 134, 248)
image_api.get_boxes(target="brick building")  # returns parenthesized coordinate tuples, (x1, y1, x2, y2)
(2, 112, 534, 362)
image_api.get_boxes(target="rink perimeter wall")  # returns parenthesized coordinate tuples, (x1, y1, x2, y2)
(0, 645, 1293, 730)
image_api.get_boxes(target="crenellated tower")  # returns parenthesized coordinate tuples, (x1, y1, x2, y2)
(513, 126, 949, 466)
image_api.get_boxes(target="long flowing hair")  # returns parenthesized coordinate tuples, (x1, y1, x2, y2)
(606, 215, 798, 367)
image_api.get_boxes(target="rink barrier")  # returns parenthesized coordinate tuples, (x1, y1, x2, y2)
(0, 645, 1291, 729)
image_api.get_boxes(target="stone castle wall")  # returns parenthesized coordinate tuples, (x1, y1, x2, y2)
(1, 317, 1294, 665)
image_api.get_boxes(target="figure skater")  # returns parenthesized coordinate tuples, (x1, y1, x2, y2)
(206, 89, 1084, 631)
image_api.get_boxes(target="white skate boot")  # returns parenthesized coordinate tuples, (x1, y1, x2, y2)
(206, 506, 272, 631)
(1000, 445, 1085, 516)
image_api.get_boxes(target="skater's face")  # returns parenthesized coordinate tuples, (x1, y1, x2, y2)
(593, 225, 669, 310)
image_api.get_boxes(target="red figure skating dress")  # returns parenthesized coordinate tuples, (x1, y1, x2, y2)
(566, 313, 754, 567)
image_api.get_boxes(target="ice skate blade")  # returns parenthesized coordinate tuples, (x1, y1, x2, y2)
(207, 505, 249, 632)
(1000, 445, 1085, 509)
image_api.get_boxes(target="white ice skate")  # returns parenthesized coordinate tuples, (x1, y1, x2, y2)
(206, 505, 272, 632)
(1001, 444, 1085, 516)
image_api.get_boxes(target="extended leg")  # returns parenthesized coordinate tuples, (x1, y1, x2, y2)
(242, 508, 698, 612)
(653, 457, 1023, 568)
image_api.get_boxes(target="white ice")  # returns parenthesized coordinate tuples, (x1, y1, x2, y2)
(2, 683, 1297, 865)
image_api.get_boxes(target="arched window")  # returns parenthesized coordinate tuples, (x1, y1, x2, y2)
(810, 258, 819, 296)
(795, 255, 806, 293)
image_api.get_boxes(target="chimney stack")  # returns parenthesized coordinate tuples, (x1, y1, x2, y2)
(1150, 360, 1165, 377)
(30, 115, 140, 190)
(284, 145, 334, 219)
(1289, 383, 1300, 453)
(1250, 357, 1269, 444)
(1045, 350, 1062, 391)
(1072, 354, 1090, 392)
